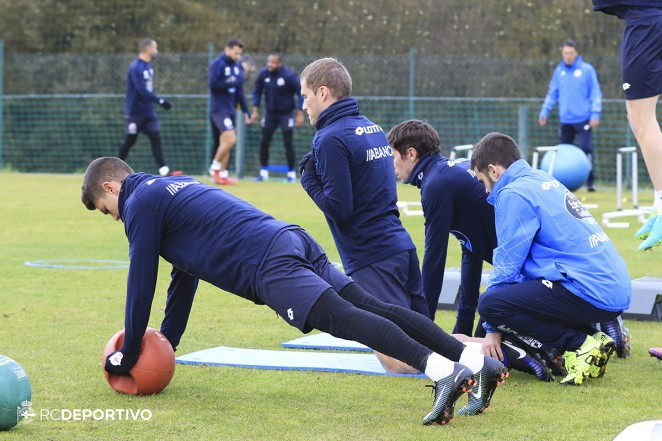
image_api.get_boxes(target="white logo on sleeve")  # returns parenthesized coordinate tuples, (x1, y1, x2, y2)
(542, 280, 553, 289)
(287, 308, 294, 321)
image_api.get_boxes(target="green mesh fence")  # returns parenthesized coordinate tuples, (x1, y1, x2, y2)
(0, 48, 658, 187)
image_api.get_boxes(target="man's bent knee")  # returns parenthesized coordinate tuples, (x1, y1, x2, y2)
(375, 352, 420, 374)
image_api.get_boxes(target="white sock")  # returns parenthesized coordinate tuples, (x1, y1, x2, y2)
(459, 347, 485, 374)
(287, 170, 296, 180)
(210, 160, 222, 171)
(654, 190, 662, 212)
(424, 352, 455, 382)
(219, 169, 229, 178)
(159, 166, 170, 176)
(260, 169, 269, 179)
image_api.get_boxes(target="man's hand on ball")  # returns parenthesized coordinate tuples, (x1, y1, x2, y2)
(105, 351, 139, 376)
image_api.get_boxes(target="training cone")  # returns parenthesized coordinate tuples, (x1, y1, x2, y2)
(102, 328, 175, 395)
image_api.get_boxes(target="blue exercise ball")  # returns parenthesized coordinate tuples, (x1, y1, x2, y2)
(539, 144, 590, 191)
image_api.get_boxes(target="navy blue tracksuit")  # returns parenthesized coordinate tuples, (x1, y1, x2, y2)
(252, 65, 303, 169)
(407, 155, 497, 321)
(117, 173, 350, 354)
(113, 173, 468, 377)
(301, 98, 427, 315)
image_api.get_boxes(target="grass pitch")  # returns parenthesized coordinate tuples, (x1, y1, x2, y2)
(0, 171, 660, 441)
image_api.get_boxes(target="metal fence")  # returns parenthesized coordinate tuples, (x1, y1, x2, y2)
(0, 44, 657, 187)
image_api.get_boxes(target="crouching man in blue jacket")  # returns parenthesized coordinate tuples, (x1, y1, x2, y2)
(470, 132, 631, 386)
(81, 157, 507, 425)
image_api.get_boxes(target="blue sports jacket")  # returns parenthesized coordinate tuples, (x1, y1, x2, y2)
(117, 173, 293, 355)
(301, 97, 415, 274)
(593, 0, 662, 11)
(407, 155, 497, 314)
(208, 54, 249, 115)
(539, 55, 602, 124)
(485, 159, 631, 313)
(252, 66, 303, 113)
(125, 58, 162, 117)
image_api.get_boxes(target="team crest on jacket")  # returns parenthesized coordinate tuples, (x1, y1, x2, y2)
(564, 190, 596, 224)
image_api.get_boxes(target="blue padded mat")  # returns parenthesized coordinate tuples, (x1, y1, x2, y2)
(282, 333, 371, 352)
(176, 346, 425, 377)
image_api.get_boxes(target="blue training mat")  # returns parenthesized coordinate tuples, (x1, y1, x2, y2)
(282, 332, 371, 352)
(176, 346, 425, 377)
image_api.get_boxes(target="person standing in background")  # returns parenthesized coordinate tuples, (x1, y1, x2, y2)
(118, 38, 180, 177)
(539, 40, 602, 192)
(252, 53, 304, 182)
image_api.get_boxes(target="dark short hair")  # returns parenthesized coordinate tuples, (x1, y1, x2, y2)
(139, 38, 155, 52)
(470, 132, 522, 174)
(562, 39, 577, 50)
(226, 38, 244, 49)
(387, 120, 441, 157)
(300, 58, 352, 99)
(268, 52, 283, 62)
(81, 157, 134, 211)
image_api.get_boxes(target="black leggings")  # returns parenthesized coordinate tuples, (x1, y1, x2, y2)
(306, 283, 466, 372)
(118, 131, 165, 168)
(260, 127, 295, 170)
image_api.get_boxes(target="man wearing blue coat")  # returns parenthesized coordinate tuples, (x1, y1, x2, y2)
(539, 40, 602, 192)
(470, 132, 631, 386)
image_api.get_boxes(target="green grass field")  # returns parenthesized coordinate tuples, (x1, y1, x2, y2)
(1, 171, 660, 441)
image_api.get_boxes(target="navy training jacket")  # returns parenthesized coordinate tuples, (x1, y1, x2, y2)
(252, 65, 303, 113)
(301, 97, 415, 274)
(208, 54, 249, 115)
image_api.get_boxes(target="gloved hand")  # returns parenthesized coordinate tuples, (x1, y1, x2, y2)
(104, 350, 140, 376)
(299, 152, 316, 176)
(158, 99, 172, 110)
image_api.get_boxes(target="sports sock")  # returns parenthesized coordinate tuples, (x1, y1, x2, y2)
(159, 166, 170, 176)
(459, 347, 485, 374)
(210, 160, 222, 171)
(260, 168, 269, 179)
(424, 353, 455, 382)
(219, 170, 229, 178)
(654, 190, 662, 212)
(287, 171, 296, 180)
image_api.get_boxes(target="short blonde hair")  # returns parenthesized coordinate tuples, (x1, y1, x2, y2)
(300, 58, 352, 99)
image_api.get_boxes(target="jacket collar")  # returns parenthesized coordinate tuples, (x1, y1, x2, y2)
(315, 97, 360, 131)
(407, 154, 439, 187)
(118, 172, 152, 220)
(486, 159, 531, 205)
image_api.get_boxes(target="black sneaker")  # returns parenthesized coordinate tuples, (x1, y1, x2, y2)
(422, 363, 474, 426)
(457, 356, 508, 415)
(501, 339, 554, 382)
(599, 317, 631, 358)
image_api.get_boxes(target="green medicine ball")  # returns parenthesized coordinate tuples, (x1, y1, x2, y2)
(0, 355, 32, 431)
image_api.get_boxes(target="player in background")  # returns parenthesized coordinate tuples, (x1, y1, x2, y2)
(208, 38, 251, 185)
(298, 58, 428, 375)
(470, 132, 631, 387)
(593, 1, 662, 250)
(538, 40, 602, 192)
(118, 38, 180, 177)
(251, 53, 304, 182)
(81, 156, 508, 426)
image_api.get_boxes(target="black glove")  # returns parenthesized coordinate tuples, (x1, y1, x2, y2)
(158, 99, 172, 110)
(299, 152, 316, 176)
(105, 350, 140, 376)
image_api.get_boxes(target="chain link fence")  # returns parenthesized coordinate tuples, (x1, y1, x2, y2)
(0, 47, 657, 187)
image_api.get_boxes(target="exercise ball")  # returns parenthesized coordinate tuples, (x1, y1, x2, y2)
(0, 355, 32, 431)
(539, 144, 590, 191)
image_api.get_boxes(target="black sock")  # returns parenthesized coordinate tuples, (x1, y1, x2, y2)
(118, 134, 138, 160)
(306, 288, 431, 372)
(338, 282, 466, 362)
(146, 131, 166, 168)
